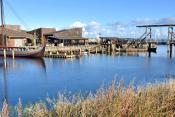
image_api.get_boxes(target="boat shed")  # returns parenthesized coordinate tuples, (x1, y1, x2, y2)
(44, 28, 89, 46)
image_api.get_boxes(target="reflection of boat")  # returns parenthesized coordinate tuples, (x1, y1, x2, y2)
(0, 58, 47, 107)
(0, 0, 45, 58)
(0, 57, 46, 72)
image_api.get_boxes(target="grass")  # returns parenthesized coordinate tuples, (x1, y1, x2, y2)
(1, 80, 175, 117)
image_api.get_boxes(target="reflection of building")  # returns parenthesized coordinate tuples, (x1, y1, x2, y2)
(27, 28, 56, 43)
(0, 25, 33, 47)
(44, 28, 88, 46)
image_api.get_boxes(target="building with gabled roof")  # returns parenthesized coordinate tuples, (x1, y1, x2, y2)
(44, 28, 88, 46)
(0, 25, 34, 47)
(27, 28, 56, 44)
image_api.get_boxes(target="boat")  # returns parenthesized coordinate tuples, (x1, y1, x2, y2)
(0, 46, 45, 58)
(0, 0, 45, 58)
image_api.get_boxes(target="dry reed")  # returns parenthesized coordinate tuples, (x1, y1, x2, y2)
(1, 80, 175, 117)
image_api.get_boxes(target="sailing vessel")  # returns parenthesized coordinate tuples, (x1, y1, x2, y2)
(0, 0, 45, 58)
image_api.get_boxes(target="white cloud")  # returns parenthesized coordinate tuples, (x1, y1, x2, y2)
(131, 18, 156, 26)
(70, 21, 86, 28)
(131, 17, 175, 26)
(158, 17, 175, 24)
(69, 17, 175, 39)
(70, 21, 108, 38)
(70, 21, 86, 32)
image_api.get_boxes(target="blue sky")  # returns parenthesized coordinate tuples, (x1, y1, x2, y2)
(3, 0, 175, 38)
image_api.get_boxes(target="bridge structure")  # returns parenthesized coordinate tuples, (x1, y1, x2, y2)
(130, 24, 175, 57)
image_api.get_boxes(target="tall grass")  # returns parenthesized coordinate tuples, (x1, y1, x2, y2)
(1, 80, 175, 117)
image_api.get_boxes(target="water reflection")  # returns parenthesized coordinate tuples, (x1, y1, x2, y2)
(2, 59, 8, 103)
(165, 74, 175, 79)
(0, 58, 46, 107)
(0, 58, 46, 71)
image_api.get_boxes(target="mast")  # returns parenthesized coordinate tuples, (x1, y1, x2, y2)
(0, 0, 5, 46)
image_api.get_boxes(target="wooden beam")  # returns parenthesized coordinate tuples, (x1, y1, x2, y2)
(137, 24, 175, 28)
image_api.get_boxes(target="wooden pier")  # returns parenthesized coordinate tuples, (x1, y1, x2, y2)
(44, 53, 79, 59)
(44, 45, 101, 58)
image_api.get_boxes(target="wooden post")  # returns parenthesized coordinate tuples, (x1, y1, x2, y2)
(79, 48, 82, 55)
(49, 51, 52, 55)
(70, 48, 72, 55)
(12, 49, 15, 59)
(84, 39, 86, 46)
(96, 47, 98, 54)
(88, 48, 90, 55)
(3, 49, 6, 59)
(167, 41, 170, 53)
(169, 42, 173, 58)
(148, 42, 152, 58)
(148, 42, 151, 52)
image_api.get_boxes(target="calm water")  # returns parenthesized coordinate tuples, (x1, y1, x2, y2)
(0, 45, 175, 106)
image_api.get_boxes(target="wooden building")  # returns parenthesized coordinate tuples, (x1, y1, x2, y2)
(44, 28, 88, 46)
(27, 28, 56, 43)
(0, 25, 33, 47)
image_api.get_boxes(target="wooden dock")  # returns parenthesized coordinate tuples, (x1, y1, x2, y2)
(43, 43, 158, 59)
(44, 53, 79, 59)
(44, 45, 100, 58)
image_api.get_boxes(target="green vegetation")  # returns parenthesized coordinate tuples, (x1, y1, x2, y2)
(1, 80, 175, 117)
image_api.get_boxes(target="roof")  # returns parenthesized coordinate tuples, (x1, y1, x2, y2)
(137, 24, 175, 28)
(57, 37, 88, 40)
(0, 28, 34, 39)
(100, 37, 131, 40)
(48, 36, 88, 40)
(45, 27, 85, 40)
(45, 28, 82, 35)
(28, 27, 56, 33)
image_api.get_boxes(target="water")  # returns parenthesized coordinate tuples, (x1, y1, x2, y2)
(0, 45, 175, 106)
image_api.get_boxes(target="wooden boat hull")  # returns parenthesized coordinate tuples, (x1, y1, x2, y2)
(0, 46, 45, 58)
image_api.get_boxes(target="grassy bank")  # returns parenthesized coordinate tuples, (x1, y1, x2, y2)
(1, 80, 175, 117)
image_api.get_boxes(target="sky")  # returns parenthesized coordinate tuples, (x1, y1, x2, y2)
(3, 0, 175, 38)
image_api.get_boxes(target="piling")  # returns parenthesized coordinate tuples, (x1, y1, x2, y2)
(3, 49, 6, 59)
(169, 43, 173, 58)
(148, 42, 151, 52)
(49, 51, 52, 55)
(12, 49, 15, 59)
(101, 47, 104, 54)
(88, 48, 90, 55)
(95, 47, 98, 54)
(79, 48, 82, 55)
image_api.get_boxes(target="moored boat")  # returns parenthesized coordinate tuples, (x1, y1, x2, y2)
(0, 46, 45, 58)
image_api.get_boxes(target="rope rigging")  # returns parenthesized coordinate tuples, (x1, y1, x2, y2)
(4, 0, 31, 30)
